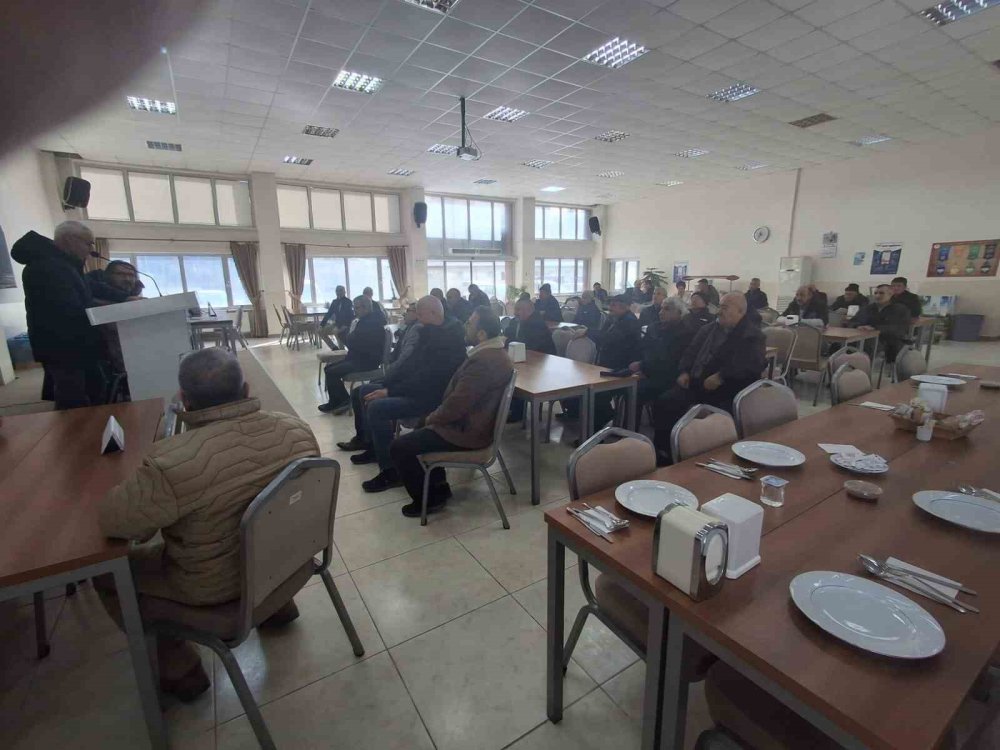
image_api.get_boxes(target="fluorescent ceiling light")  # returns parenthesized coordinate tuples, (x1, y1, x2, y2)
(387, 168, 415, 176)
(675, 148, 709, 158)
(853, 134, 892, 146)
(737, 162, 767, 170)
(333, 70, 383, 94)
(484, 106, 528, 123)
(656, 181, 683, 187)
(920, 0, 999, 26)
(401, 0, 456, 12)
(708, 81, 759, 103)
(583, 37, 648, 70)
(789, 113, 836, 128)
(540, 186, 565, 192)
(146, 140, 182, 151)
(522, 159, 553, 169)
(283, 155, 313, 165)
(427, 143, 458, 155)
(474, 178, 497, 184)
(597, 170, 624, 178)
(303, 125, 339, 138)
(126, 96, 176, 114)
(595, 130, 630, 143)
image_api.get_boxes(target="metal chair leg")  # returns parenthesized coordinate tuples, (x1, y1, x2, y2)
(420, 464, 433, 526)
(497, 451, 516, 495)
(318, 569, 364, 657)
(562, 605, 591, 672)
(33, 592, 50, 659)
(543, 402, 553, 444)
(480, 467, 510, 529)
(813, 369, 825, 406)
(215, 643, 276, 750)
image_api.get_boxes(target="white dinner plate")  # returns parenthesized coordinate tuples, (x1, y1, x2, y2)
(790, 571, 945, 659)
(912, 491, 1000, 534)
(830, 453, 888, 475)
(910, 374, 965, 387)
(614, 480, 698, 518)
(731, 441, 806, 467)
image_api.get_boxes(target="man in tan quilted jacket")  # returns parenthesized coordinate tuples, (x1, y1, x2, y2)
(96, 348, 319, 702)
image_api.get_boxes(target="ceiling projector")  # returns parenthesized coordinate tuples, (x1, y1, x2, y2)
(457, 146, 479, 161)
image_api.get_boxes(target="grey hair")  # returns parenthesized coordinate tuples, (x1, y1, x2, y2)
(354, 295, 372, 314)
(178, 348, 245, 410)
(661, 297, 686, 316)
(54, 220, 92, 245)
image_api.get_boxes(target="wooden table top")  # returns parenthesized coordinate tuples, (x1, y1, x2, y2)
(0, 399, 164, 588)
(513, 351, 633, 399)
(821, 326, 880, 342)
(546, 364, 1000, 750)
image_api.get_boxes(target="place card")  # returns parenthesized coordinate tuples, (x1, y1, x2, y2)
(818, 443, 861, 456)
(101, 416, 125, 454)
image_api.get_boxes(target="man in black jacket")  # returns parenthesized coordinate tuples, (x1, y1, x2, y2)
(505, 298, 556, 421)
(652, 293, 766, 464)
(446, 288, 473, 323)
(630, 298, 694, 409)
(467, 283, 490, 309)
(87, 260, 143, 304)
(319, 285, 354, 349)
(890, 277, 922, 320)
(535, 283, 563, 323)
(319, 296, 386, 413)
(591, 295, 643, 429)
(744, 278, 768, 310)
(685, 292, 716, 327)
(638, 286, 667, 332)
(830, 283, 868, 317)
(12, 222, 109, 409)
(782, 285, 829, 324)
(851, 284, 912, 362)
(363, 287, 388, 325)
(573, 289, 602, 336)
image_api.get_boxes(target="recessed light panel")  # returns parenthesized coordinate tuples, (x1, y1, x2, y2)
(427, 144, 458, 155)
(595, 130, 630, 143)
(474, 178, 497, 184)
(597, 170, 624, 178)
(283, 156, 313, 165)
(522, 160, 553, 169)
(789, 113, 836, 128)
(675, 148, 709, 158)
(146, 140, 182, 151)
(333, 70, 383, 94)
(853, 134, 892, 146)
(583, 37, 648, 70)
(387, 168, 415, 176)
(737, 162, 767, 170)
(920, 0, 999, 26)
(656, 181, 683, 187)
(401, 0, 456, 12)
(707, 81, 759, 103)
(484, 106, 529, 123)
(126, 96, 176, 114)
(540, 186, 565, 192)
(303, 125, 340, 138)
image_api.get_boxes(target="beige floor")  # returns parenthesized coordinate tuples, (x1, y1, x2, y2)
(1, 337, 999, 749)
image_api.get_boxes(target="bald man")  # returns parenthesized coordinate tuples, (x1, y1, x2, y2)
(339, 295, 468, 492)
(652, 293, 766, 465)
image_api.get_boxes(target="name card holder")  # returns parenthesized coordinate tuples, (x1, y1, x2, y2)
(101, 416, 125, 454)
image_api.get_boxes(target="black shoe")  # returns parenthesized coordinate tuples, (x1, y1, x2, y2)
(318, 401, 337, 413)
(655, 450, 671, 467)
(337, 436, 370, 452)
(351, 449, 377, 465)
(160, 662, 210, 703)
(331, 402, 351, 415)
(260, 600, 300, 628)
(362, 469, 403, 493)
(401, 494, 448, 518)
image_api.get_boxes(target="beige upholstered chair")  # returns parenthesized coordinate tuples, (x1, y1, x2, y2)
(831, 363, 872, 405)
(671, 405, 738, 463)
(762, 326, 797, 386)
(758, 307, 779, 325)
(416, 370, 518, 527)
(145, 458, 364, 750)
(552, 327, 575, 357)
(732, 380, 798, 438)
(817, 348, 870, 404)
(787, 323, 825, 405)
(894, 346, 927, 381)
(273, 304, 290, 345)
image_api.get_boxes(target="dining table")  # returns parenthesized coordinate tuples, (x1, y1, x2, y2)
(187, 310, 238, 351)
(546, 363, 1000, 750)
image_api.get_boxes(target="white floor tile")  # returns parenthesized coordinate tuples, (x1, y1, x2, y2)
(507, 688, 641, 750)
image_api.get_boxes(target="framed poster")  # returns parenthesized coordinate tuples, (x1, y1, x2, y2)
(853, 251, 866, 266)
(672, 261, 688, 283)
(821, 231, 838, 258)
(926, 240, 998, 278)
(870, 243, 902, 275)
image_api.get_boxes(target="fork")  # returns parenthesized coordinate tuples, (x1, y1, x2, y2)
(581, 503, 629, 530)
(957, 485, 1000, 503)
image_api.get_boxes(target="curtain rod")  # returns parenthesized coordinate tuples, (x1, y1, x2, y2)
(105, 237, 400, 250)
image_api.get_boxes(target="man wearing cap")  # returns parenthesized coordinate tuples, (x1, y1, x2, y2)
(830, 284, 868, 317)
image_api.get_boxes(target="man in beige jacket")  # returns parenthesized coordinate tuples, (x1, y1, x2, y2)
(389, 305, 514, 518)
(96, 348, 319, 701)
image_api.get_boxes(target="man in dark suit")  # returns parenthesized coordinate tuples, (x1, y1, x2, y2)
(591, 294, 643, 429)
(573, 289, 602, 336)
(505, 298, 555, 421)
(446, 287, 473, 322)
(638, 286, 667, 332)
(630, 298, 694, 409)
(744, 277, 768, 310)
(851, 284, 913, 363)
(319, 296, 385, 413)
(782, 285, 828, 324)
(592, 282, 608, 306)
(467, 283, 490, 309)
(320, 285, 354, 349)
(535, 283, 563, 323)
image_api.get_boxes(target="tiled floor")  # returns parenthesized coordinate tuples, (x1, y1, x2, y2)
(2, 337, 999, 749)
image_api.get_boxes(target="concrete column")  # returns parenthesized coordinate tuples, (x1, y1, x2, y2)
(399, 187, 427, 300)
(590, 204, 607, 285)
(515, 197, 534, 291)
(249, 172, 288, 332)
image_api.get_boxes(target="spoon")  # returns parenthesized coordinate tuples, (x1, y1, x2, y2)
(958, 485, 1000, 503)
(857, 555, 975, 614)
(859, 554, 977, 595)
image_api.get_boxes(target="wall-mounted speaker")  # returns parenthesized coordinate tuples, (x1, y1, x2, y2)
(62, 176, 91, 209)
(413, 201, 427, 228)
(588, 215, 601, 236)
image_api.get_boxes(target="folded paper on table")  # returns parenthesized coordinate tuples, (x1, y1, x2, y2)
(859, 402, 894, 411)
(819, 443, 861, 455)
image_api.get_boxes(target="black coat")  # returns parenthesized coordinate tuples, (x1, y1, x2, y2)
(745, 288, 769, 310)
(345, 312, 386, 370)
(384, 318, 467, 413)
(321, 296, 354, 328)
(86, 268, 136, 303)
(535, 295, 563, 323)
(573, 300, 602, 334)
(679, 314, 766, 401)
(11, 231, 104, 365)
(782, 296, 829, 324)
(830, 294, 868, 312)
(468, 289, 491, 309)
(597, 311, 642, 370)
(370, 299, 388, 326)
(640, 319, 693, 389)
(684, 308, 716, 330)
(504, 313, 556, 355)
(853, 302, 912, 360)
(892, 290, 923, 319)
(638, 303, 660, 332)
(449, 297, 474, 323)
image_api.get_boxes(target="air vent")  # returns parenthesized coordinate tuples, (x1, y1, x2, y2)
(427, 144, 458, 155)
(473, 178, 497, 184)
(656, 181, 683, 187)
(852, 134, 892, 146)
(522, 159, 553, 169)
(920, 0, 1000, 26)
(707, 81, 759, 103)
(146, 140, 182, 151)
(789, 113, 836, 128)
(675, 148, 709, 158)
(387, 168, 415, 176)
(595, 130, 630, 143)
(448, 247, 502, 257)
(303, 125, 339, 138)
(597, 170, 624, 178)
(283, 155, 313, 165)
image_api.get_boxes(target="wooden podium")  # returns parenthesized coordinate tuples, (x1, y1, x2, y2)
(86, 292, 197, 404)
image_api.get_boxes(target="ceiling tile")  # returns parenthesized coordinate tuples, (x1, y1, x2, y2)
(552, 61, 609, 85)
(450, 0, 527, 31)
(769, 29, 840, 62)
(425, 18, 495, 54)
(669, 0, 745, 25)
(690, 41, 758, 71)
(299, 11, 366, 49)
(532, 0, 606, 20)
(227, 67, 280, 92)
(529, 78, 580, 101)
(282, 60, 337, 86)
(669, 27, 730, 60)
(705, 0, 787, 39)
(356, 29, 420, 64)
(849, 15, 929, 52)
(230, 21, 297, 57)
(291, 39, 349, 70)
(794, 0, 878, 27)
(452, 56, 509, 84)
(501, 6, 574, 45)
(371, 2, 443, 40)
(311, 0, 383, 27)
(494, 68, 547, 93)
(546, 24, 610, 58)
(475, 34, 538, 66)
(516, 48, 577, 76)
(230, 0, 306, 35)
(408, 43, 467, 73)
(823, 0, 911, 42)
(739, 15, 815, 51)
(795, 43, 863, 73)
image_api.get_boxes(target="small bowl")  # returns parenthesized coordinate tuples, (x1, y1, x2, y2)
(844, 480, 882, 502)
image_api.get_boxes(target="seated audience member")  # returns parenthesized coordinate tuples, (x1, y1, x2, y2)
(639, 286, 667, 333)
(652, 293, 766, 464)
(467, 283, 490, 309)
(744, 277, 768, 310)
(696, 279, 721, 309)
(591, 294, 643, 428)
(341, 297, 466, 492)
(96, 348, 319, 701)
(319, 285, 354, 350)
(639, 279, 654, 303)
(505, 298, 556, 421)
(535, 282, 563, 323)
(429, 287, 453, 319)
(573, 289, 602, 334)
(630, 298, 692, 408)
(87, 260, 143, 304)
(891, 276, 923, 319)
(686, 291, 716, 327)
(830, 283, 868, 314)
(674, 280, 691, 306)
(851, 284, 912, 362)
(363, 286, 388, 325)
(389, 307, 513, 517)
(782, 285, 829, 324)
(518, 291, 532, 303)
(592, 281, 608, 305)
(446, 287, 473, 322)
(319, 296, 385, 413)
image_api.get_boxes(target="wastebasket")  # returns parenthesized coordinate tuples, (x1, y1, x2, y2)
(948, 314, 984, 342)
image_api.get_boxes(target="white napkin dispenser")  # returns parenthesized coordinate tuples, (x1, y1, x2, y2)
(508, 341, 526, 363)
(700, 493, 762, 579)
(652, 504, 728, 601)
(917, 382, 948, 413)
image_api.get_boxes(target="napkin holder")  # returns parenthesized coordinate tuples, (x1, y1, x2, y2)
(917, 382, 948, 413)
(700, 494, 762, 579)
(652, 504, 728, 601)
(508, 341, 526, 363)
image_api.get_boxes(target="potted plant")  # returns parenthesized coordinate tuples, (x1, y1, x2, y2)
(640, 267, 672, 290)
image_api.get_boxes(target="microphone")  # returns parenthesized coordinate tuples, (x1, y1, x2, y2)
(90, 251, 162, 297)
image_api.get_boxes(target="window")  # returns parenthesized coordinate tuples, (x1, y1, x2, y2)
(311, 189, 343, 230)
(112, 252, 251, 307)
(424, 194, 511, 249)
(443, 197, 468, 240)
(469, 200, 492, 241)
(174, 176, 215, 225)
(425, 195, 443, 239)
(81, 167, 130, 221)
(277, 185, 310, 228)
(373, 194, 399, 233)
(609, 259, 640, 292)
(216, 180, 253, 226)
(534, 204, 591, 240)
(276, 184, 400, 233)
(343, 192, 373, 232)
(426, 260, 507, 300)
(533, 258, 587, 294)
(303, 256, 396, 304)
(128, 173, 173, 223)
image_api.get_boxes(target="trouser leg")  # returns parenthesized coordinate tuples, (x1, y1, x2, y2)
(652, 387, 699, 462)
(389, 428, 463, 503)
(49, 362, 107, 410)
(367, 397, 425, 470)
(353, 383, 381, 439)
(324, 362, 353, 405)
(593, 392, 615, 430)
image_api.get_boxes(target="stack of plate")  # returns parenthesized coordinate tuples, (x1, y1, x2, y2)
(731, 441, 805, 467)
(830, 452, 888, 475)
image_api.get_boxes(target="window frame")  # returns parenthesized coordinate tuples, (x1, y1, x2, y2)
(424, 193, 511, 247)
(609, 259, 641, 292)
(276, 183, 400, 233)
(303, 255, 398, 304)
(109, 252, 249, 308)
(532, 257, 589, 295)
(425, 259, 509, 301)
(534, 204, 591, 241)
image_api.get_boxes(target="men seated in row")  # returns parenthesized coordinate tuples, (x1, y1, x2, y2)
(830, 283, 867, 314)
(849, 283, 912, 362)
(505, 298, 555, 421)
(446, 287, 473, 322)
(337, 296, 467, 493)
(628, 298, 695, 410)
(535, 282, 563, 323)
(695, 278, 720, 309)
(638, 286, 667, 330)
(891, 276, 923, 319)
(652, 293, 766, 465)
(744, 277, 768, 310)
(782, 285, 829, 324)
(318, 296, 385, 414)
(363, 286, 388, 325)
(319, 285, 354, 350)
(467, 283, 491, 309)
(96, 348, 319, 700)
(591, 294, 643, 428)
(390, 306, 513, 517)
(573, 289, 603, 334)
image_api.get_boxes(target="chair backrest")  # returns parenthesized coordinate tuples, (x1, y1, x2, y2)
(763, 326, 797, 375)
(831, 364, 872, 405)
(552, 327, 575, 357)
(273, 304, 288, 329)
(490, 299, 507, 317)
(489, 369, 520, 457)
(827, 309, 846, 328)
(281, 306, 295, 327)
(238, 457, 340, 640)
(671, 404, 738, 462)
(732, 379, 798, 438)
(234, 305, 244, 332)
(827, 347, 870, 378)
(894, 346, 927, 380)
(758, 307, 779, 325)
(788, 322, 821, 366)
(379, 326, 393, 366)
(565, 335, 597, 364)
(568, 426, 656, 500)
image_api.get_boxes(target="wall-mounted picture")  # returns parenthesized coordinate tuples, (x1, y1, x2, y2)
(926, 240, 999, 278)
(853, 251, 866, 266)
(672, 261, 688, 283)
(870, 243, 902, 275)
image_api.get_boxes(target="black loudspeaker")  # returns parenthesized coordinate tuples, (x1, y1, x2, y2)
(413, 201, 427, 228)
(588, 215, 601, 236)
(62, 176, 91, 209)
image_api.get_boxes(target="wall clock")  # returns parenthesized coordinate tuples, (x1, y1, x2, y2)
(753, 226, 770, 243)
